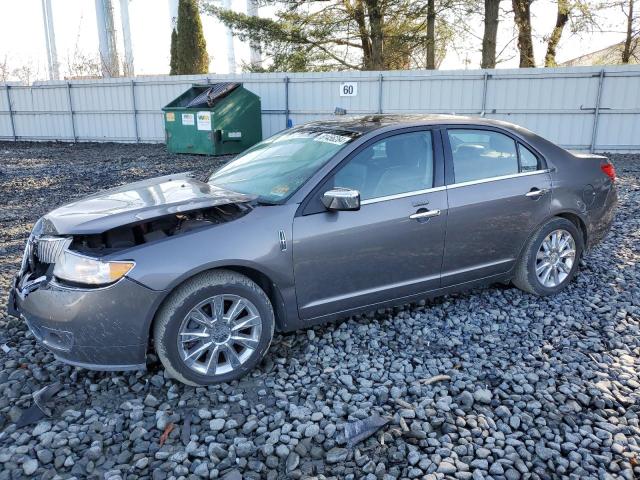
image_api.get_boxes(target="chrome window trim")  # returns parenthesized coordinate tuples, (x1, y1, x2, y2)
(447, 169, 550, 190)
(357, 169, 549, 206)
(361, 186, 447, 205)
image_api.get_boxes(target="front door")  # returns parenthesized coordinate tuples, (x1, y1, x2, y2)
(442, 127, 552, 286)
(293, 129, 447, 320)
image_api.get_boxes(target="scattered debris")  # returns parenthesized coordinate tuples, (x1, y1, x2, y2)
(415, 374, 451, 385)
(181, 409, 192, 446)
(344, 413, 389, 447)
(159, 423, 174, 447)
(15, 382, 62, 428)
(0, 344, 10, 354)
(394, 398, 414, 409)
(399, 417, 409, 432)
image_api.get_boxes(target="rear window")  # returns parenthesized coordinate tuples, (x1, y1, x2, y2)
(448, 129, 518, 183)
(519, 143, 540, 172)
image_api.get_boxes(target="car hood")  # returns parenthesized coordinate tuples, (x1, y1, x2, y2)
(43, 173, 256, 235)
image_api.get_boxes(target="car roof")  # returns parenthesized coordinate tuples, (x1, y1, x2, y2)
(302, 114, 530, 135)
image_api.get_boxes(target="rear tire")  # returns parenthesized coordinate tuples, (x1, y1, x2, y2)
(153, 270, 275, 386)
(513, 217, 583, 296)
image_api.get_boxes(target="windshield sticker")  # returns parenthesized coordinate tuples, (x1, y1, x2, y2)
(314, 133, 352, 145)
(271, 185, 291, 196)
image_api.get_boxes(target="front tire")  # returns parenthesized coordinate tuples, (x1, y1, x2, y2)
(153, 270, 275, 386)
(513, 217, 583, 296)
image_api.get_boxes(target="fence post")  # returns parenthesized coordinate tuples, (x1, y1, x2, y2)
(481, 72, 489, 117)
(4, 85, 16, 141)
(130, 79, 139, 143)
(590, 69, 605, 153)
(284, 76, 290, 128)
(65, 82, 76, 142)
(378, 73, 383, 114)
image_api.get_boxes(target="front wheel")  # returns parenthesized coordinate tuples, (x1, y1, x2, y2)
(153, 270, 275, 386)
(513, 217, 584, 296)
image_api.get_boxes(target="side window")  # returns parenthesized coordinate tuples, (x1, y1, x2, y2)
(518, 143, 539, 172)
(448, 129, 518, 183)
(333, 131, 434, 200)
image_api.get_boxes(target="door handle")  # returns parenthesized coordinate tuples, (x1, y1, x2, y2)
(409, 209, 441, 220)
(525, 188, 548, 198)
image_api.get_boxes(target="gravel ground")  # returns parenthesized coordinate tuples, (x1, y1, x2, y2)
(0, 142, 638, 480)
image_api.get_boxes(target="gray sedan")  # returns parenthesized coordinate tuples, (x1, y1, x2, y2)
(7, 115, 617, 385)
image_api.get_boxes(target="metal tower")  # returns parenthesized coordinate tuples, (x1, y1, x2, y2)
(41, 0, 60, 80)
(120, 0, 134, 76)
(95, 0, 120, 77)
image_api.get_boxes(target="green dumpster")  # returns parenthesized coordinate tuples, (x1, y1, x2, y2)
(162, 82, 262, 155)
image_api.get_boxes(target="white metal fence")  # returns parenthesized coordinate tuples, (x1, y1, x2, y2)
(1, 65, 639, 152)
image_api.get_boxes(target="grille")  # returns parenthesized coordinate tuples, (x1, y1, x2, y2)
(35, 236, 72, 264)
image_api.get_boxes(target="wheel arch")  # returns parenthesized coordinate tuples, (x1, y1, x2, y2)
(554, 211, 588, 246)
(513, 210, 588, 275)
(145, 264, 289, 349)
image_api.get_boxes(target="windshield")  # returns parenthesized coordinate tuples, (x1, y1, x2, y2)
(208, 126, 360, 203)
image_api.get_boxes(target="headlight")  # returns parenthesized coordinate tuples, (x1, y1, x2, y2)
(53, 251, 135, 286)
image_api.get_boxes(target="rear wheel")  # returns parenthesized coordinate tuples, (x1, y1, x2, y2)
(153, 270, 275, 386)
(513, 217, 583, 296)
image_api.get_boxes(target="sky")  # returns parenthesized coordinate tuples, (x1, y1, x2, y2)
(0, 0, 631, 83)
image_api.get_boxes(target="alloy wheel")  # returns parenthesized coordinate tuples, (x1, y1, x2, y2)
(177, 294, 262, 377)
(535, 229, 576, 288)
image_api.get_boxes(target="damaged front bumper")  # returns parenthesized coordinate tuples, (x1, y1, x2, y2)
(7, 274, 162, 371)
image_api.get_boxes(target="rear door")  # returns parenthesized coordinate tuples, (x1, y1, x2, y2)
(442, 127, 551, 286)
(292, 128, 447, 320)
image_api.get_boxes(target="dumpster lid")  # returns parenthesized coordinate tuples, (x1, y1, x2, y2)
(186, 82, 240, 108)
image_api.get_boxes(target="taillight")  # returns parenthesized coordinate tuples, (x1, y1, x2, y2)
(601, 163, 616, 182)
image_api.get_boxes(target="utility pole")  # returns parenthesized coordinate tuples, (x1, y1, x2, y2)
(120, 0, 134, 76)
(95, 0, 120, 77)
(246, 0, 262, 69)
(41, 0, 60, 80)
(223, 0, 236, 73)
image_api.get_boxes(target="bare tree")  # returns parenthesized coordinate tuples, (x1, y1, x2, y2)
(544, 0, 571, 66)
(512, 0, 535, 66)
(426, 0, 437, 68)
(0, 54, 9, 82)
(622, 0, 638, 63)
(65, 51, 102, 79)
(481, 0, 501, 68)
(12, 63, 36, 85)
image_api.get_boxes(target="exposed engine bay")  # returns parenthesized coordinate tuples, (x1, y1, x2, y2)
(69, 203, 251, 256)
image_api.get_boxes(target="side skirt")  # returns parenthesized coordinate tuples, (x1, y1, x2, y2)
(282, 270, 514, 332)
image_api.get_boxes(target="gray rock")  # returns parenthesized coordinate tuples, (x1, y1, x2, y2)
(36, 449, 53, 465)
(438, 461, 457, 474)
(458, 391, 474, 408)
(210, 418, 226, 431)
(286, 452, 300, 473)
(194, 462, 209, 478)
(326, 448, 349, 464)
(22, 459, 38, 476)
(473, 389, 492, 404)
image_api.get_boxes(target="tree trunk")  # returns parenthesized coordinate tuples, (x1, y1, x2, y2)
(351, 0, 373, 69)
(544, 0, 570, 67)
(622, 0, 634, 63)
(365, 0, 384, 69)
(512, 0, 535, 67)
(426, 0, 436, 69)
(481, 0, 500, 68)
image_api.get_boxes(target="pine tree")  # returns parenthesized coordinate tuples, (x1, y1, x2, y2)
(169, 28, 179, 75)
(175, 0, 210, 74)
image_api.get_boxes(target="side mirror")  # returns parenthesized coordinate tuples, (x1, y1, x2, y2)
(321, 188, 361, 211)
